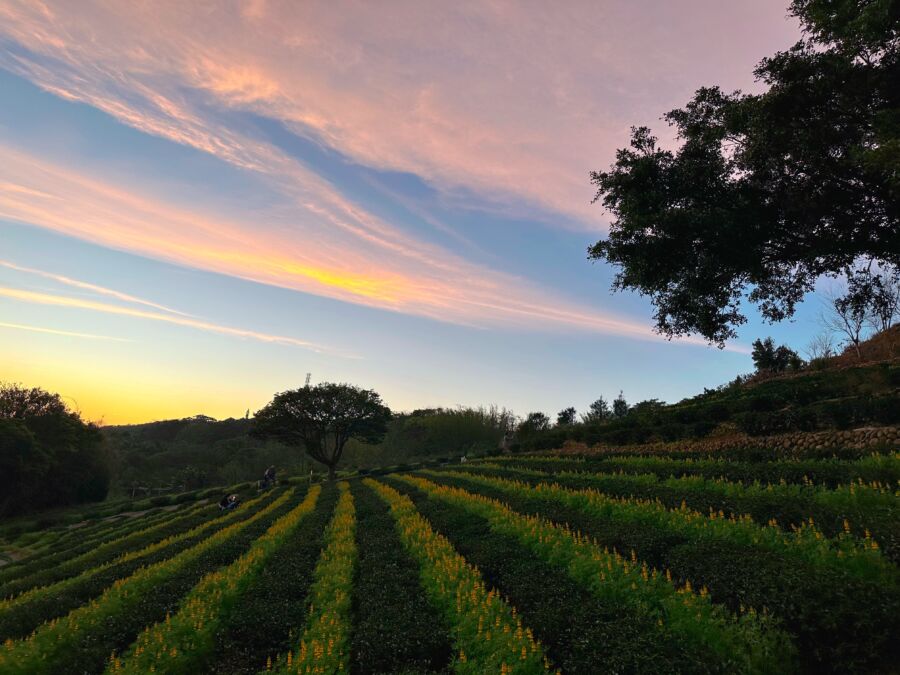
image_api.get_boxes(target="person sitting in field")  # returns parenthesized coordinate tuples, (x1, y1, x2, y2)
(219, 493, 239, 511)
(261, 465, 277, 489)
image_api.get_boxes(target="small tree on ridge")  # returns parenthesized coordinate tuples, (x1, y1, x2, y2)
(556, 407, 577, 426)
(581, 397, 611, 423)
(612, 391, 629, 418)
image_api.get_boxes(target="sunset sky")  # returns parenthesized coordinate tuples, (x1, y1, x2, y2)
(0, 1, 825, 424)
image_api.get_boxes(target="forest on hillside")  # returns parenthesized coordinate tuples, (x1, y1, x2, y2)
(102, 405, 515, 496)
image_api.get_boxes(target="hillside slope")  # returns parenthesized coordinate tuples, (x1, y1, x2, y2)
(517, 330, 899, 451)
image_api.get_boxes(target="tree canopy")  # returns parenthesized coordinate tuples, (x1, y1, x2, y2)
(581, 397, 611, 423)
(556, 407, 577, 426)
(751, 338, 805, 374)
(0, 383, 109, 516)
(253, 382, 391, 478)
(589, 0, 900, 345)
(517, 412, 551, 439)
(612, 391, 629, 418)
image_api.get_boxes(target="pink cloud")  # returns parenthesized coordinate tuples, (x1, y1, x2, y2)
(0, 2, 781, 355)
(0, 1, 800, 228)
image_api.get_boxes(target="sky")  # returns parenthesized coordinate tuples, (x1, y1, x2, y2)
(0, 1, 828, 425)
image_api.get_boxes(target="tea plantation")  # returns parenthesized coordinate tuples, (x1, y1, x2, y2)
(0, 440, 897, 674)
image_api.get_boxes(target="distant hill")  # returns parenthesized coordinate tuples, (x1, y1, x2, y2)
(817, 324, 900, 367)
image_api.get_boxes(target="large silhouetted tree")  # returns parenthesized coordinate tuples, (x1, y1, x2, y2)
(589, 0, 899, 345)
(0, 383, 109, 515)
(253, 382, 391, 479)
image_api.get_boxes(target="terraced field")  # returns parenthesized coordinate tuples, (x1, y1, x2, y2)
(1, 445, 898, 673)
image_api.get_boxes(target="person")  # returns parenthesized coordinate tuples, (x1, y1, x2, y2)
(261, 465, 277, 489)
(219, 493, 239, 511)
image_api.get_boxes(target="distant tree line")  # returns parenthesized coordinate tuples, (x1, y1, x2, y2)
(341, 404, 515, 469)
(0, 383, 110, 517)
(10, 348, 897, 515)
(512, 357, 899, 451)
(103, 416, 306, 494)
(103, 392, 515, 489)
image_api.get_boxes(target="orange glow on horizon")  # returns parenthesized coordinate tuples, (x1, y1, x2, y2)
(0, 358, 259, 426)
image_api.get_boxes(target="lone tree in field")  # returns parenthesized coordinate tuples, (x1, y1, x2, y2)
(253, 382, 391, 479)
(589, 0, 899, 346)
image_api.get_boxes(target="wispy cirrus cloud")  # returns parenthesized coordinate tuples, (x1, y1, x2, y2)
(0, 321, 130, 342)
(0, 147, 745, 351)
(0, 260, 191, 317)
(0, 1, 798, 226)
(0, 1, 786, 354)
(0, 286, 352, 356)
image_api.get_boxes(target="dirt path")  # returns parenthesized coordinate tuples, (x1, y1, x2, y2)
(0, 548, 30, 568)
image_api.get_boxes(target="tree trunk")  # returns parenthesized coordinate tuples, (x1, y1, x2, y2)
(327, 464, 336, 480)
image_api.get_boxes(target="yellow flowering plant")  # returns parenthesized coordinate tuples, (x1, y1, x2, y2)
(399, 474, 796, 673)
(109, 486, 322, 674)
(0, 490, 274, 615)
(366, 479, 553, 674)
(423, 470, 896, 582)
(270, 482, 356, 675)
(0, 490, 295, 675)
